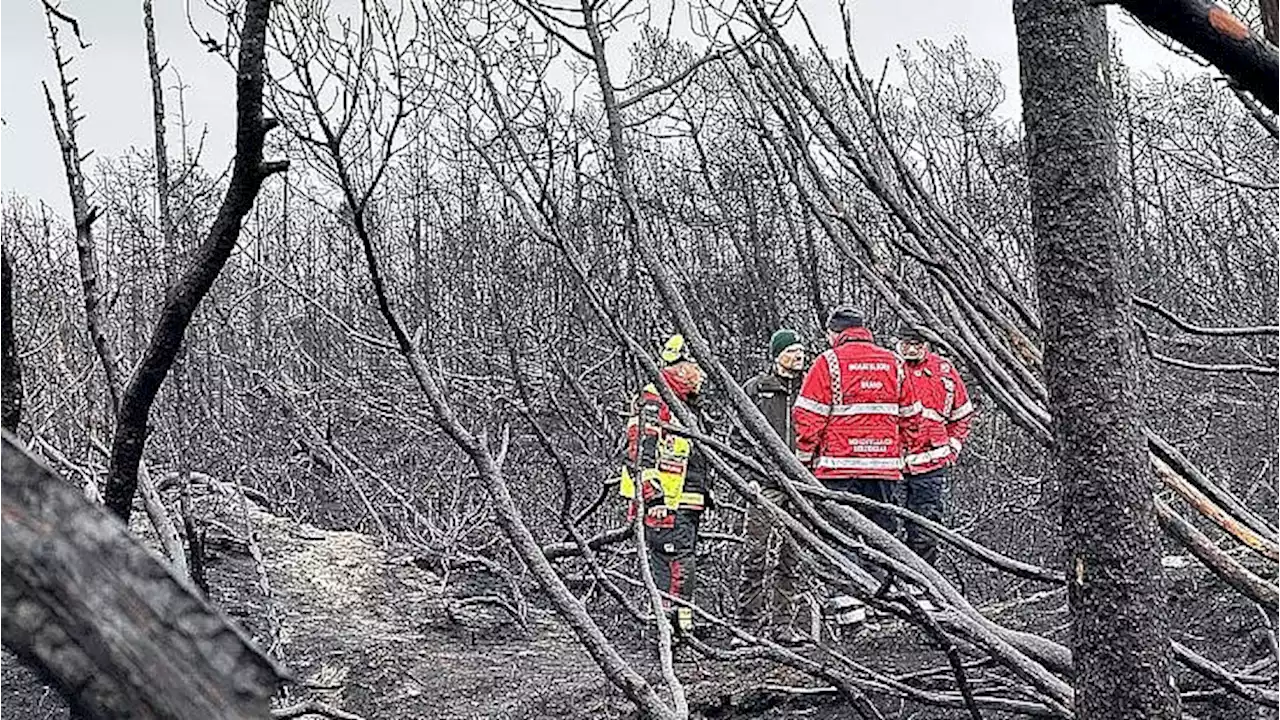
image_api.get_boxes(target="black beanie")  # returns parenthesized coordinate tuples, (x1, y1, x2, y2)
(825, 306, 864, 332)
(896, 324, 928, 343)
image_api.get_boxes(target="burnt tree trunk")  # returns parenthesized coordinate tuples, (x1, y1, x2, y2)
(104, 0, 287, 521)
(1, 432, 284, 719)
(143, 0, 177, 280)
(1014, 1, 1182, 719)
(42, 5, 121, 417)
(2, 247, 22, 434)
(1265, 0, 1279, 46)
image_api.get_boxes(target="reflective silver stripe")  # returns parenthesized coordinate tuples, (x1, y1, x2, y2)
(905, 446, 952, 465)
(898, 401, 923, 418)
(827, 595, 861, 610)
(831, 403, 900, 416)
(816, 456, 904, 470)
(948, 438, 962, 453)
(950, 401, 974, 421)
(920, 407, 947, 423)
(794, 395, 832, 416)
(796, 449, 815, 462)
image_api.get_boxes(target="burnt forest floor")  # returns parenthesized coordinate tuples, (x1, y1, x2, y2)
(3, 478, 1273, 720)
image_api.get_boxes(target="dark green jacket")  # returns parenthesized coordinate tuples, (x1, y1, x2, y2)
(743, 368, 803, 453)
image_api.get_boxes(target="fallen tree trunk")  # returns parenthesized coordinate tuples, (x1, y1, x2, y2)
(1154, 496, 1279, 612)
(1, 431, 285, 719)
(1147, 428, 1278, 542)
(1154, 455, 1279, 562)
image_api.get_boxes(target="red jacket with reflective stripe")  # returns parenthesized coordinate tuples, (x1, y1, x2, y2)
(792, 328, 921, 481)
(902, 351, 975, 475)
(624, 367, 708, 524)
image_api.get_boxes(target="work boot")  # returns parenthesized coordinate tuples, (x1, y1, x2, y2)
(669, 607, 696, 637)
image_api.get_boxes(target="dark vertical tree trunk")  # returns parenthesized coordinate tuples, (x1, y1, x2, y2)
(2, 247, 23, 434)
(1014, 1, 1182, 718)
(143, 0, 176, 283)
(43, 5, 122, 416)
(104, 0, 287, 521)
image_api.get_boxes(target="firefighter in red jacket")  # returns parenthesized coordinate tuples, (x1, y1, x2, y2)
(793, 307, 921, 625)
(896, 326, 975, 566)
(620, 335, 710, 634)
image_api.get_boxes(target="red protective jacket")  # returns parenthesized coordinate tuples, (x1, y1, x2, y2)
(902, 351, 975, 475)
(793, 327, 921, 481)
(623, 367, 709, 526)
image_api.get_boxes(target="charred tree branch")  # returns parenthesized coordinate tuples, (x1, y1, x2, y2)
(1112, 0, 1278, 112)
(1133, 294, 1280, 337)
(105, 0, 287, 521)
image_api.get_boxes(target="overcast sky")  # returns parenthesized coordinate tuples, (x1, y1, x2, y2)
(1, 1, 1202, 218)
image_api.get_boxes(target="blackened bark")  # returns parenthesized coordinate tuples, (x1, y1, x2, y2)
(2, 432, 284, 718)
(1264, 0, 1278, 46)
(1014, 1, 1181, 719)
(105, 0, 287, 521)
(2, 247, 22, 433)
(1114, 0, 1277, 112)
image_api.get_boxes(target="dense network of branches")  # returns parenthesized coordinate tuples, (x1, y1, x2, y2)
(2, 0, 1276, 717)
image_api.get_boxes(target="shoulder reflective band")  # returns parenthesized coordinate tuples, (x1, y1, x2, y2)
(822, 349, 843, 405)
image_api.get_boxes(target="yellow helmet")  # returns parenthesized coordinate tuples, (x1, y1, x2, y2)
(660, 334, 692, 366)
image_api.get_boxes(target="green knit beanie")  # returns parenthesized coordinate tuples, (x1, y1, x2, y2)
(769, 329, 803, 360)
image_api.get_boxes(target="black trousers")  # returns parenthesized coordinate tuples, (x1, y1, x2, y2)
(646, 509, 701, 610)
(820, 477, 898, 584)
(898, 467, 947, 566)
(821, 477, 899, 535)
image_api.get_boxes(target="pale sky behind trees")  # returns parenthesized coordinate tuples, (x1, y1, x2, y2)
(0, 0, 1202, 217)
